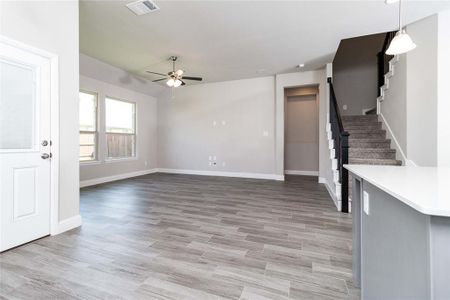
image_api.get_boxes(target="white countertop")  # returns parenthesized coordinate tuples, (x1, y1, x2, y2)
(344, 165, 450, 217)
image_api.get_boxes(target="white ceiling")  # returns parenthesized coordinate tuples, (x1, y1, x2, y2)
(80, 0, 450, 84)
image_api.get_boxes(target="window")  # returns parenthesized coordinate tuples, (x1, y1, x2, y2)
(79, 91, 97, 161)
(105, 97, 136, 159)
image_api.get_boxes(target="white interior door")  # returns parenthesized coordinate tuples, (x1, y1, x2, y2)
(0, 40, 52, 252)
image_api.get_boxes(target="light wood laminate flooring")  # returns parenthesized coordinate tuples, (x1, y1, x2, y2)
(0, 174, 359, 299)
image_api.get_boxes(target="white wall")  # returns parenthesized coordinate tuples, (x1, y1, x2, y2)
(380, 12, 450, 167)
(157, 77, 277, 177)
(79, 76, 158, 183)
(437, 10, 450, 167)
(0, 1, 80, 222)
(406, 14, 438, 166)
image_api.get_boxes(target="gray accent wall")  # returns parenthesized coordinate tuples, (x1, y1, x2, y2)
(333, 33, 385, 116)
(284, 89, 319, 173)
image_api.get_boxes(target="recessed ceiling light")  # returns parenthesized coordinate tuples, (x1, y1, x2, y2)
(298, 64, 305, 68)
(385, 0, 399, 4)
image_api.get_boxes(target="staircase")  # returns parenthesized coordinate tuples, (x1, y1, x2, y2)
(343, 115, 402, 166)
(343, 114, 401, 204)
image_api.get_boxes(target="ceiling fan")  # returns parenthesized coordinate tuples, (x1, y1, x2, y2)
(146, 56, 203, 87)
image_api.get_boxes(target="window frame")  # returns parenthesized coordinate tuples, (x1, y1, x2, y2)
(104, 96, 137, 161)
(79, 90, 99, 163)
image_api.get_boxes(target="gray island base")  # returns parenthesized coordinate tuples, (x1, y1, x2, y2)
(345, 165, 450, 300)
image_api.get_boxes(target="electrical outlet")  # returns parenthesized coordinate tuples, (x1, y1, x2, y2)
(363, 191, 370, 215)
(343, 104, 348, 110)
(144, 160, 148, 166)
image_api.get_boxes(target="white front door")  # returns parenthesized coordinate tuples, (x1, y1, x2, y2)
(0, 39, 52, 252)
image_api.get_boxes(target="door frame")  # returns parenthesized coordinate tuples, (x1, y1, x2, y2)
(0, 35, 60, 236)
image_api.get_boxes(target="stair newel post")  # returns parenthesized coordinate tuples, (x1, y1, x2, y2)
(377, 52, 384, 97)
(340, 131, 350, 213)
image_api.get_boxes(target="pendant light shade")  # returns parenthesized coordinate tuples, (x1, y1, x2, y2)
(386, 30, 417, 55)
(385, 0, 416, 55)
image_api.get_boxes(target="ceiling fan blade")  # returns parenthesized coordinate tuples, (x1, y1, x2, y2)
(146, 71, 167, 76)
(152, 78, 166, 82)
(181, 80, 186, 86)
(182, 76, 203, 81)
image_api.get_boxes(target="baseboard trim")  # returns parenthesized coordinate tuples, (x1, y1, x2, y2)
(80, 168, 158, 188)
(52, 214, 82, 235)
(285, 170, 319, 176)
(157, 168, 284, 181)
(319, 177, 340, 211)
(379, 113, 408, 164)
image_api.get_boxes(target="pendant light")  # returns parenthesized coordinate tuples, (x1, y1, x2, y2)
(386, 0, 416, 55)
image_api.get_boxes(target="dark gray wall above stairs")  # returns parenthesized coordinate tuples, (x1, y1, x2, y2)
(333, 33, 385, 116)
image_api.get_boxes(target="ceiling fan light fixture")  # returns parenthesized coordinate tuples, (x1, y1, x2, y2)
(166, 78, 175, 87)
(386, 30, 416, 55)
(173, 79, 182, 88)
(176, 69, 184, 76)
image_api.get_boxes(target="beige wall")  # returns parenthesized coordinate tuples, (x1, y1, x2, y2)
(79, 76, 158, 182)
(284, 89, 319, 173)
(158, 76, 276, 175)
(1, 1, 80, 221)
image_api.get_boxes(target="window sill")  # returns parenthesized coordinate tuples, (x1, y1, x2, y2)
(104, 157, 138, 164)
(80, 160, 102, 166)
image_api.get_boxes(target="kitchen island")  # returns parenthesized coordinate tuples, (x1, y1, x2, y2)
(345, 165, 450, 300)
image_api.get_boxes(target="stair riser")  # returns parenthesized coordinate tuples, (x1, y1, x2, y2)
(342, 115, 378, 122)
(349, 159, 402, 166)
(349, 132, 386, 139)
(349, 141, 391, 148)
(349, 152, 396, 159)
(346, 129, 386, 135)
(345, 124, 382, 131)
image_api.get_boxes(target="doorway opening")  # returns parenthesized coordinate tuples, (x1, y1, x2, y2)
(284, 85, 319, 176)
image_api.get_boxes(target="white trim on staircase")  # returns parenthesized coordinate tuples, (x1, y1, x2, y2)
(379, 113, 408, 165)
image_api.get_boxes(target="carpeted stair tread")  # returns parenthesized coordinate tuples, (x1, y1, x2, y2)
(349, 158, 402, 165)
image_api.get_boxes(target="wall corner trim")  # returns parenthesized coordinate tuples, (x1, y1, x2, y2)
(52, 215, 82, 235)
(80, 168, 158, 188)
(157, 168, 284, 181)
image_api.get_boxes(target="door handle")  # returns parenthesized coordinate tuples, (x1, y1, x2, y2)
(41, 153, 51, 159)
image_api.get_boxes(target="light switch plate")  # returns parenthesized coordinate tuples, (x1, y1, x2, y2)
(363, 191, 370, 215)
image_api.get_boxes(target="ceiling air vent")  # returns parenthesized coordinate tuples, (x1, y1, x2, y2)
(126, 0, 160, 16)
